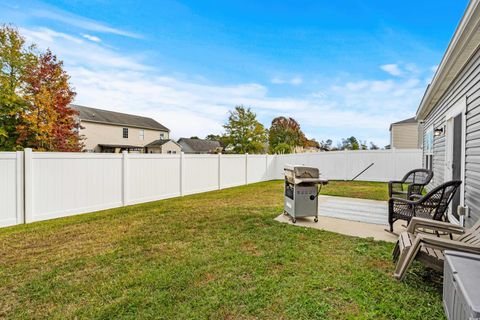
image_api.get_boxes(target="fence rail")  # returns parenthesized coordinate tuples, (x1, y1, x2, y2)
(0, 148, 422, 228)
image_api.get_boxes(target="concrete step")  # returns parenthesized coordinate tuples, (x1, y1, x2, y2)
(319, 201, 386, 214)
(319, 208, 387, 225)
(318, 195, 388, 225)
(318, 196, 387, 210)
(318, 196, 388, 225)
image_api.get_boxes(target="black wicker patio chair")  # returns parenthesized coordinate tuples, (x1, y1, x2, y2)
(388, 169, 433, 200)
(387, 180, 462, 233)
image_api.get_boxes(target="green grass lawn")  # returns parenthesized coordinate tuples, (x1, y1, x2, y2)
(321, 180, 389, 201)
(0, 181, 443, 319)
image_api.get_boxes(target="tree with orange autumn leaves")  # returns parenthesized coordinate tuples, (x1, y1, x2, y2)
(268, 116, 307, 154)
(0, 25, 82, 151)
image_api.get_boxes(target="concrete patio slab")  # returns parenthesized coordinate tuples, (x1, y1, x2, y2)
(275, 214, 399, 242)
(275, 195, 405, 242)
(317, 195, 388, 225)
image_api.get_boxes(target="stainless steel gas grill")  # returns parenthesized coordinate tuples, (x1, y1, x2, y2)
(284, 164, 328, 223)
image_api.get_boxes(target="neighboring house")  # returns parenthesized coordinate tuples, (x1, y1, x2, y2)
(177, 138, 222, 154)
(145, 139, 182, 154)
(73, 105, 170, 153)
(416, 0, 480, 227)
(389, 117, 421, 149)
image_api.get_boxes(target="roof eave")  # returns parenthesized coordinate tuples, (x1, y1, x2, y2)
(416, 0, 480, 120)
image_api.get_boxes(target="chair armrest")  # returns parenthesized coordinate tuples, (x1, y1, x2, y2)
(389, 181, 405, 197)
(389, 197, 418, 205)
(409, 194, 423, 201)
(407, 217, 465, 235)
(417, 234, 480, 254)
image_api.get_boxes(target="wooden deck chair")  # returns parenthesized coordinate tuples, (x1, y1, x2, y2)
(392, 217, 480, 280)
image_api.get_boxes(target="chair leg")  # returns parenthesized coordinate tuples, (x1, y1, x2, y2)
(392, 241, 400, 262)
(384, 219, 397, 234)
(393, 249, 410, 280)
(393, 242, 420, 281)
(387, 216, 394, 232)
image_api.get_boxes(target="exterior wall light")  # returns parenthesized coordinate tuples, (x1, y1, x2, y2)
(434, 127, 444, 136)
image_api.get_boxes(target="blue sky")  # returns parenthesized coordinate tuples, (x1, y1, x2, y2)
(1, 0, 469, 146)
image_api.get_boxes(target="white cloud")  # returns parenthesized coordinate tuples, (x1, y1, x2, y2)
(291, 77, 303, 85)
(81, 34, 101, 43)
(380, 64, 403, 76)
(404, 63, 420, 74)
(30, 7, 141, 38)
(21, 27, 84, 44)
(271, 76, 303, 85)
(20, 26, 425, 146)
(21, 27, 147, 71)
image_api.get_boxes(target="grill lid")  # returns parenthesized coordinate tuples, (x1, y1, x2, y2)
(284, 164, 319, 178)
(284, 165, 327, 184)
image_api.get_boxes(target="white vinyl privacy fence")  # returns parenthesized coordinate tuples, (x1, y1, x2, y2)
(273, 149, 423, 182)
(0, 148, 421, 228)
(0, 152, 24, 227)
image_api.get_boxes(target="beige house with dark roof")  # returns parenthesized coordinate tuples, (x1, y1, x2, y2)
(389, 117, 421, 149)
(73, 105, 170, 153)
(145, 139, 182, 154)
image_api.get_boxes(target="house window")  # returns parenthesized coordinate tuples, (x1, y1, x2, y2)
(160, 132, 165, 140)
(424, 126, 434, 170)
(139, 129, 145, 140)
(123, 128, 128, 139)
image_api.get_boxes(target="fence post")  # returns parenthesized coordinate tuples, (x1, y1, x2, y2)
(16, 151, 25, 224)
(218, 153, 222, 189)
(265, 154, 268, 181)
(180, 152, 185, 196)
(344, 150, 349, 181)
(122, 151, 129, 206)
(24, 148, 33, 223)
(245, 153, 249, 184)
(275, 154, 281, 179)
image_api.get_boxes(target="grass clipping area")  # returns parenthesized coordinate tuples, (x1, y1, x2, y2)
(0, 181, 443, 319)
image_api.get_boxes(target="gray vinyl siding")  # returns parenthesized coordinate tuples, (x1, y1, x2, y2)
(423, 47, 480, 227)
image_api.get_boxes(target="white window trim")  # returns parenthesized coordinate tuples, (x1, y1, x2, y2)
(425, 125, 434, 155)
(423, 125, 434, 172)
